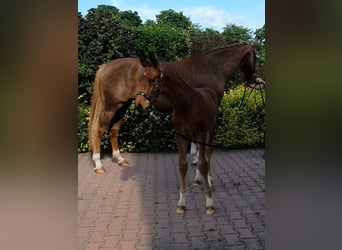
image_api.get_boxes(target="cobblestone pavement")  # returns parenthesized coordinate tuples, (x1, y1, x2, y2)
(78, 149, 265, 249)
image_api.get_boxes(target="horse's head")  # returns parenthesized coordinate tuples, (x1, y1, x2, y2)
(135, 57, 162, 112)
(241, 40, 258, 87)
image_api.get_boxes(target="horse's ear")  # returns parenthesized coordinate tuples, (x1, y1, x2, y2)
(139, 52, 159, 68)
(139, 57, 152, 67)
(252, 38, 259, 49)
(149, 53, 159, 68)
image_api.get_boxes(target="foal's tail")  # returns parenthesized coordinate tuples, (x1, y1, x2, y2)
(88, 64, 105, 152)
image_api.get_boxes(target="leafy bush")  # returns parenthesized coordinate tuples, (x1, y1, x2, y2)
(214, 86, 265, 148)
(77, 86, 265, 153)
(133, 24, 191, 61)
(78, 102, 90, 153)
(118, 106, 176, 152)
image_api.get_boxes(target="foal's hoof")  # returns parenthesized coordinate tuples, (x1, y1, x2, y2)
(176, 206, 186, 214)
(193, 180, 201, 186)
(206, 206, 215, 215)
(118, 160, 129, 167)
(94, 167, 106, 174)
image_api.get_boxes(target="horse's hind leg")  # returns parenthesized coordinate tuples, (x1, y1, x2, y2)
(110, 119, 128, 166)
(93, 109, 114, 174)
(194, 132, 214, 186)
(175, 135, 188, 214)
(205, 145, 213, 188)
(197, 142, 214, 215)
(192, 142, 205, 186)
(190, 142, 199, 165)
(205, 131, 215, 187)
(109, 101, 132, 166)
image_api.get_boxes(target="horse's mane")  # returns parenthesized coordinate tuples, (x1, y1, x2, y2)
(202, 42, 248, 55)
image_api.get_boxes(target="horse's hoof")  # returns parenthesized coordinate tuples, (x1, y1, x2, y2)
(176, 206, 186, 214)
(206, 206, 215, 215)
(94, 167, 106, 174)
(193, 180, 201, 186)
(118, 160, 129, 167)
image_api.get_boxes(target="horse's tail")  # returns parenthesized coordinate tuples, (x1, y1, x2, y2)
(88, 64, 105, 152)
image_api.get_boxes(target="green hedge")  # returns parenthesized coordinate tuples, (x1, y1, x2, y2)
(213, 86, 265, 148)
(78, 86, 265, 153)
(78, 102, 91, 153)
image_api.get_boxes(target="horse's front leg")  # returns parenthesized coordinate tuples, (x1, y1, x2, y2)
(175, 135, 188, 214)
(197, 142, 214, 215)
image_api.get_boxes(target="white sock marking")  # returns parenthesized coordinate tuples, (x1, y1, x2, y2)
(178, 192, 186, 207)
(92, 153, 103, 169)
(113, 150, 125, 163)
(205, 195, 214, 208)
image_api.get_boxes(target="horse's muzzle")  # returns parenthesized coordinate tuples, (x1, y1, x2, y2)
(135, 98, 151, 112)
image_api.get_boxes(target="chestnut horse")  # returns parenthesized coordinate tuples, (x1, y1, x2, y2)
(136, 58, 219, 214)
(88, 42, 258, 173)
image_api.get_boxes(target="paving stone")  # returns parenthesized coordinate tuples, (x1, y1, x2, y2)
(78, 149, 265, 249)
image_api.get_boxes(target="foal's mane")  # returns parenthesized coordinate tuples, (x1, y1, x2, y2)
(162, 68, 192, 88)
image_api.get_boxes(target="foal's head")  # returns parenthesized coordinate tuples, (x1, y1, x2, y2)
(135, 57, 162, 112)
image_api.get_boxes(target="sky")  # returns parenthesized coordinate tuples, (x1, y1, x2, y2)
(78, 0, 265, 32)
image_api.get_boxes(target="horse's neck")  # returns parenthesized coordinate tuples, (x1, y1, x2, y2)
(210, 46, 247, 70)
(165, 45, 248, 82)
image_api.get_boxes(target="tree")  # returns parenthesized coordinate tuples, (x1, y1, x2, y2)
(190, 28, 226, 55)
(144, 19, 156, 26)
(78, 5, 136, 103)
(119, 10, 142, 27)
(87, 5, 120, 18)
(133, 24, 191, 61)
(221, 23, 253, 44)
(156, 9, 193, 31)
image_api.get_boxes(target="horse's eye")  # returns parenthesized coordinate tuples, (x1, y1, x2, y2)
(149, 78, 155, 84)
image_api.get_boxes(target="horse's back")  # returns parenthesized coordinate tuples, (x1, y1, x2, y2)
(95, 57, 144, 105)
(99, 57, 141, 79)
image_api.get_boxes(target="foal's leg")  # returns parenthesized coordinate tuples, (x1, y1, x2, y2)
(109, 101, 132, 166)
(175, 135, 188, 214)
(197, 141, 214, 215)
